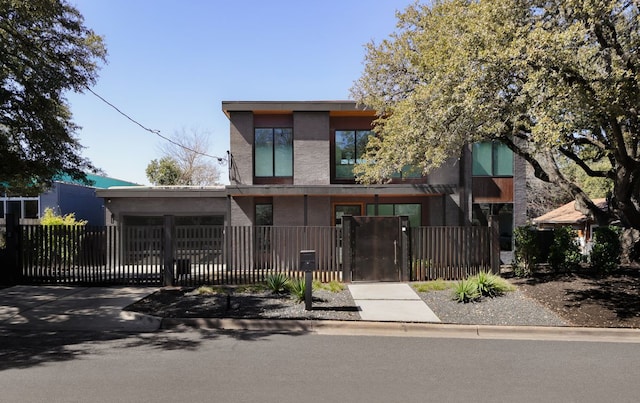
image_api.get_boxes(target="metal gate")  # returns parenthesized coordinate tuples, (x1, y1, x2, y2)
(343, 216, 410, 282)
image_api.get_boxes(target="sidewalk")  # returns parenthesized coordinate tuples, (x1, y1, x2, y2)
(348, 283, 440, 322)
(0, 285, 161, 332)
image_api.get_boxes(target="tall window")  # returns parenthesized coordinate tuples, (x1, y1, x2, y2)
(472, 142, 513, 176)
(335, 130, 372, 179)
(255, 128, 293, 177)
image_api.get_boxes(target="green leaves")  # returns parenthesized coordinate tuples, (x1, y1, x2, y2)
(146, 157, 182, 186)
(452, 271, 514, 303)
(265, 273, 290, 295)
(351, 0, 640, 230)
(0, 0, 107, 193)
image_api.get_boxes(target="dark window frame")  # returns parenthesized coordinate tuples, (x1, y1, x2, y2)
(472, 141, 514, 177)
(254, 127, 293, 183)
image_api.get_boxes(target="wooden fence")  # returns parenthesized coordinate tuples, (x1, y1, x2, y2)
(2, 223, 496, 286)
(410, 226, 493, 280)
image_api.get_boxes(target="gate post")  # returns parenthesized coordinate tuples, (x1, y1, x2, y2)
(163, 215, 175, 286)
(341, 216, 353, 283)
(2, 213, 21, 285)
(400, 216, 411, 281)
(488, 215, 500, 274)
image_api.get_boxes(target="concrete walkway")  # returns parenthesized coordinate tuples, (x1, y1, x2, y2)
(348, 283, 441, 323)
(0, 285, 161, 332)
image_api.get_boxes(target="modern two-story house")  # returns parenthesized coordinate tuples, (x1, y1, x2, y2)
(223, 100, 526, 255)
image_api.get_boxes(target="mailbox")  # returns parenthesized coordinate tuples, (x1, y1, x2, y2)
(300, 250, 316, 272)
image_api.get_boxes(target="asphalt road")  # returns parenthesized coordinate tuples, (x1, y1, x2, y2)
(1, 329, 639, 403)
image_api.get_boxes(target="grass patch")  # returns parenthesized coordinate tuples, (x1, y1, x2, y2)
(411, 279, 454, 293)
(313, 280, 346, 293)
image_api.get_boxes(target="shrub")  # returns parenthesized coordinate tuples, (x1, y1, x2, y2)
(265, 273, 290, 294)
(40, 207, 87, 226)
(589, 226, 621, 273)
(36, 207, 87, 268)
(548, 226, 581, 272)
(513, 226, 539, 277)
(451, 279, 480, 303)
(288, 277, 306, 302)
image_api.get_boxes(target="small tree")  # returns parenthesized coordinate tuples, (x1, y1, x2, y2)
(548, 226, 581, 272)
(146, 156, 182, 185)
(589, 227, 621, 273)
(513, 226, 539, 277)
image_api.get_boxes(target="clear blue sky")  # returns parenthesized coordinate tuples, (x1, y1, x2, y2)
(65, 0, 416, 185)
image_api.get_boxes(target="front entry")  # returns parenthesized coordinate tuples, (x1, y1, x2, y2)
(344, 216, 409, 282)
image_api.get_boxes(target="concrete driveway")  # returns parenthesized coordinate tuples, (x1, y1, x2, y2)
(0, 285, 161, 332)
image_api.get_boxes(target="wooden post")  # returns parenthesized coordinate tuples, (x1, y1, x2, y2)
(488, 215, 500, 274)
(342, 216, 352, 283)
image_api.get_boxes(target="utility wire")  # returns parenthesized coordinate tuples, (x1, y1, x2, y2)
(84, 86, 226, 163)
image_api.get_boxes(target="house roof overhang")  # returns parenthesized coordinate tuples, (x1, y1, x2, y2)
(96, 186, 227, 199)
(221, 100, 376, 118)
(225, 184, 457, 197)
(533, 198, 608, 226)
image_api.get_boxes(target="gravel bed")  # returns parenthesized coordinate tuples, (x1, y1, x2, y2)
(249, 289, 360, 321)
(129, 286, 570, 327)
(416, 289, 569, 327)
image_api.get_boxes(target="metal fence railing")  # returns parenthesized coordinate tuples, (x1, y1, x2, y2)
(4, 223, 495, 286)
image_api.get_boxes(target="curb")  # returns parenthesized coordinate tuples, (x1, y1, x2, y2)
(160, 318, 640, 343)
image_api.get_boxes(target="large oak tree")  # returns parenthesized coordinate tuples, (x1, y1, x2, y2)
(1, 0, 106, 194)
(351, 0, 640, 232)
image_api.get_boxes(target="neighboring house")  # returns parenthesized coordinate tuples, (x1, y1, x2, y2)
(533, 198, 608, 254)
(223, 100, 527, 255)
(0, 174, 139, 226)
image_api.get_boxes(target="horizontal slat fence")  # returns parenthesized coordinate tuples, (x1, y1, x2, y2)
(411, 226, 492, 280)
(12, 224, 493, 286)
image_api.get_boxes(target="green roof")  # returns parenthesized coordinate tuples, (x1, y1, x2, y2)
(56, 173, 141, 188)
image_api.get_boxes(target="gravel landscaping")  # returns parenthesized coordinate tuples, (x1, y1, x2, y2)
(127, 282, 570, 327)
(125, 265, 640, 328)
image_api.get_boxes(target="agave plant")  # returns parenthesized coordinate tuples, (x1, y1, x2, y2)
(265, 273, 290, 294)
(474, 271, 498, 297)
(452, 279, 480, 303)
(288, 277, 306, 302)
